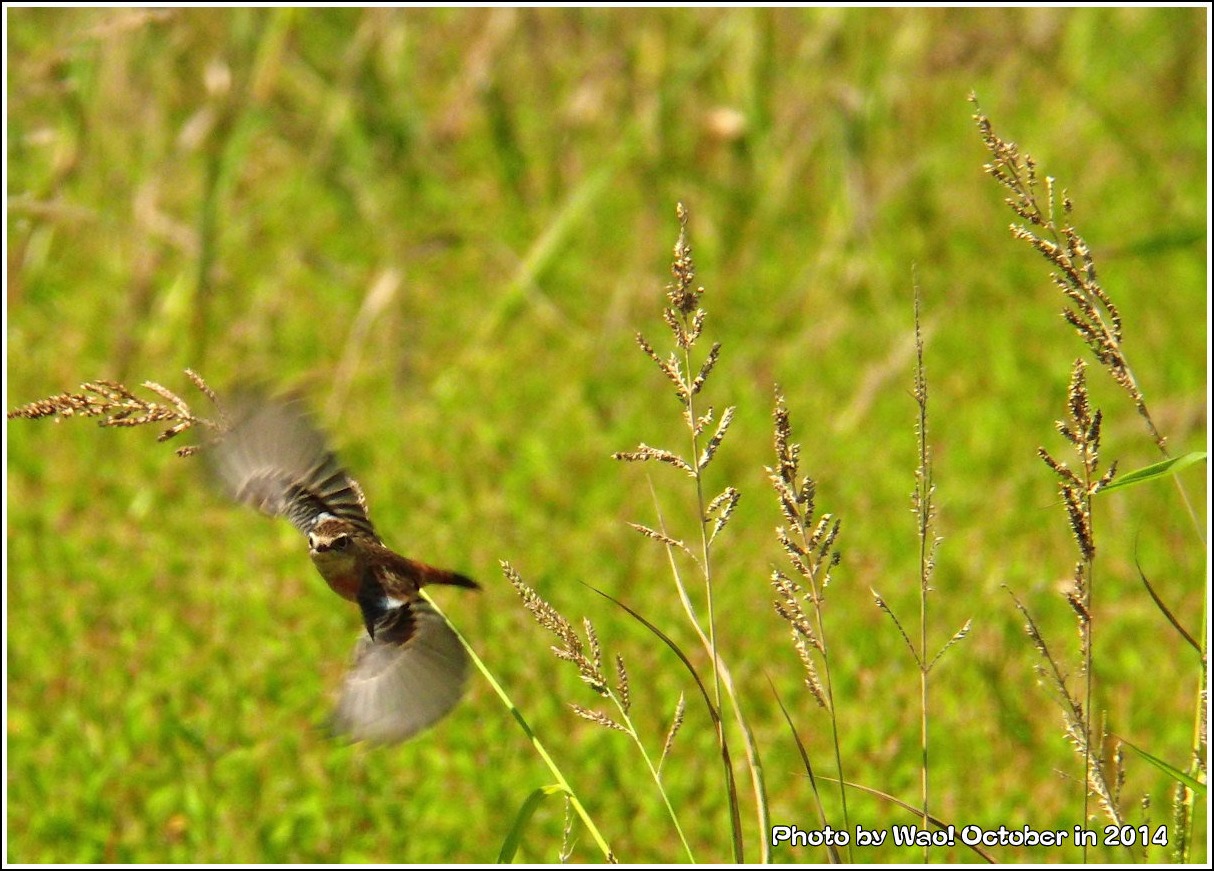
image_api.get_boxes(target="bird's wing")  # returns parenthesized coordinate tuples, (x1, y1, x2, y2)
(331, 600, 469, 744)
(209, 395, 376, 537)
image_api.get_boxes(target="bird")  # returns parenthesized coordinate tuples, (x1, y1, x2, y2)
(208, 394, 478, 744)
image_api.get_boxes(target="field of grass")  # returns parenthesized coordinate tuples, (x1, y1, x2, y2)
(5, 7, 1207, 864)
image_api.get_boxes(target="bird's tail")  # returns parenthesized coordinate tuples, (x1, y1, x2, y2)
(417, 562, 480, 591)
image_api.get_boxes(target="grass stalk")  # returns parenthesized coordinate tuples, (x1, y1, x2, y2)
(642, 475, 770, 862)
(614, 203, 767, 862)
(913, 283, 934, 859)
(975, 96, 1204, 857)
(768, 391, 852, 862)
(471, 570, 622, 862)
(887, 282, 971, 858)
(1035, 360, 1123, 852)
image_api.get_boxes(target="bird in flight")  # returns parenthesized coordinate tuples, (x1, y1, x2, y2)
(210, 395, 478, 744)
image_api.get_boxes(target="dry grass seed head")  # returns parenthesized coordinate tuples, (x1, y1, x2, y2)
(771, 570, 829, 709)
(614, 653, 630, 716)
(1038, 360, 1118, 562)
(658, 692, 687, 774)
(612, 444, 693, 475)
(706, 486, 740, 543)
(697, 404, 734, 469)
(7, 370, 220, 454)
(667, 202, 703, 318)
(505, 561, 609, 695)
(974, 95, 1160, 452)
(689, 343, 721, 397)
(570, 704, 626, 733)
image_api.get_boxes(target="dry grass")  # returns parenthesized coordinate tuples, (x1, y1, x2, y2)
(7, 369, 219, 455)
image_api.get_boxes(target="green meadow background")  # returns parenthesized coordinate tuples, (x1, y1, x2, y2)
(5, 7, 1207, 864)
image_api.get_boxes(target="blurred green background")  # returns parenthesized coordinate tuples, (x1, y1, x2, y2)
(5, 7, 1207, 864)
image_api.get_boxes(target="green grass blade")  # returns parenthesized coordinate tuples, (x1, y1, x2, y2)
(1134, 554, 1201, 654)
(820, 779, 997, 863)
(589, 584, 746, 863)
(424, 589, 615, 862)
(768, 676, 841, 863)
(498, 784, 568, 863)
(1114, 735, 1206, 796)
(1098, 452, 1206, 494)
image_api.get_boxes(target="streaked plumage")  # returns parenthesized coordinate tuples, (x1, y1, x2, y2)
(210, 395, 477, 743)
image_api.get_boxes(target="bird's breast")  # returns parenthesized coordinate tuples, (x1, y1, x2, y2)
(309, 549, 362, 602)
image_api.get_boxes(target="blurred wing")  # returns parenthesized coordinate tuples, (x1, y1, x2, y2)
(209, 396, 376, 537)
(331, 600, 469, 744)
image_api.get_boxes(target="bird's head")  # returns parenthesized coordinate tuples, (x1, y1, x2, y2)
(308, 515, 364, 573)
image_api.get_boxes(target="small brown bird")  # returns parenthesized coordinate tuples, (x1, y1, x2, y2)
(210, 396, 478, 743)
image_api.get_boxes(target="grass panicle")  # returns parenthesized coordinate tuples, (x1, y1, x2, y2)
(657, 692, 686, 776)
(423, 582, 616, 862)
(507, 565, 612, 699)
(612, 203, 768, 862)
(766, 389, 852, 861)
(506, 563, 697, 862)
(1006, 588, 1126, 837)
(970, 94, 1164, 453)
(870, 282, 970, 859)
(1013, 359, 1126, 857)
(976, 97, 1206, 860)
(6, 369, 220, 456)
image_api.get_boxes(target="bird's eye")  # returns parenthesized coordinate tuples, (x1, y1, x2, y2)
(331, 534, 350, 551)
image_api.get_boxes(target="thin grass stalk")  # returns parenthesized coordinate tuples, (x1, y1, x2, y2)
(576, 618, 697, 862)
(423, 588, 615, 863)
(899, 284, 970, 859)
(821, 607, 851, 861)
(616, 204, 767, 861)
(667, 204, 725, 718)
(1077, 445, 1096, 857)
(591, 585, 746, 864)
(644, 477, 768, 862)
(913, 283, 932, 860)
(1036, 361, 1122, 850)
(508, 561, 699, 860)
(918, 622, 929, 862)
(769, 393, 852, 861)
(768, 679, 842, 863)
(673, 314, 758, 864)
(1177, 602, 1208, 862)
(824, 779, 997, 864)
(581, 681, 696, 862)
(1007, 585, 1126, 841)
(618, 711, 697, 863)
